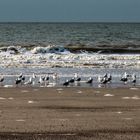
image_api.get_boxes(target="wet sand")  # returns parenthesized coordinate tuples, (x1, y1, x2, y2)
(0, 87, 140, 140)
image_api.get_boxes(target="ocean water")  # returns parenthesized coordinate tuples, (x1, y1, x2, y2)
(0, 23, 140, 87)
(0, 22, 140, 50)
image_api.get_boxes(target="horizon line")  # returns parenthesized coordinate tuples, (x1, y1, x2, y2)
(0, 21, 140, 24)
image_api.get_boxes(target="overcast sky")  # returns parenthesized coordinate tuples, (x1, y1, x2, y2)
(0, 0, 139, 22)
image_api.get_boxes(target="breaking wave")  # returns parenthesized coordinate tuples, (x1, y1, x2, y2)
(1, 44, 140, 55)
(0, 45, 70, 54)
(0, 45, 140, 69)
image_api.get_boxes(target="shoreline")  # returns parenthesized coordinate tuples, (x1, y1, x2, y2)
(0, 86, 140, 89)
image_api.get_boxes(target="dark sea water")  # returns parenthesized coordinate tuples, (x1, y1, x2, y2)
(0, 22, 140, 53)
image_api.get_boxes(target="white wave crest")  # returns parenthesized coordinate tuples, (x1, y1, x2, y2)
(31, 45, 70, 54)
(0, 47, 140, 68)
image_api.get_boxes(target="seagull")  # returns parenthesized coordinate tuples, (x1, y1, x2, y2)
(86, 77, 93, 84)
(45, 75, 49, 81)
(107, 74, 112, 83)
(21, 75, 25, 82)
(120, 72, 128, 84)
(38, 76, 44, 85)
(15, 78, 22, 85)
(63, 80, 69, 86)
(24, 77, 33, 85)
(42, 76, 45, 81)
(132, 74, 136, 85)
(17, 73, 26, 85)
(98, 73, 108, 83)
(101, 77, 108, 84)
(98, 75, 102, 83)
(52, 73, 58, 81)
(103, 73, 108, 78)
(69, 78, 75, 83)
(0, 76, 4, 85)
(0, 76, 4, 82)
(18, 73, 23, 79)
(44, 75, 50, 85)
(74, 73, 81, 82)
(75, 77, 81, 82)
(74, 73, 78, 78)
(32, 73, 36, 79)
(32, 73, 36, 85)
(120, 77, 128, 84)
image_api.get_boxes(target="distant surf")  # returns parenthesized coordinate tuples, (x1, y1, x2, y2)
(0, 45, 140, 69)
(1, 44, 140, 54)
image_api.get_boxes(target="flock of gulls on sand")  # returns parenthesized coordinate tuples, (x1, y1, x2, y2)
(0, 72, 137, 87)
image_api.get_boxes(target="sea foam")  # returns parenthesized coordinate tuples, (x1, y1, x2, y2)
(0, 45, 140, 69)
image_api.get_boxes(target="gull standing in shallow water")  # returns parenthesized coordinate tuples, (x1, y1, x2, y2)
(52, 73, 59, 86)
(98, 73, 112, 86)
(44, 74, 50, 86)
(120, 72, 128, 84)
(0, 76, 4, 85)
(132, 73, 136, 86)
(69, 78, 75, 84)
(18, 73, 26, 84)
(38, 76, 45, 86)
(74, 73, 81, 82)
(98, 73, 108, 84)
(32, 73, 36, 79)
(86, 77, 93, 84)
(18, 73, 23, 79)
(15, 73, 25, 86)
(15, 77, 22, 86)
(74, 73, 81, 86)
(98, 75, 102, 83)
(107, 74, 112, 83)
(32, 73, 36, 85)
(63, 80, 69, 86)
(52, 73, 58, 80)
(24, 77, 33, 85)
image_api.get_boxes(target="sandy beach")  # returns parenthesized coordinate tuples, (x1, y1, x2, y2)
(0, 87, 140, 139)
